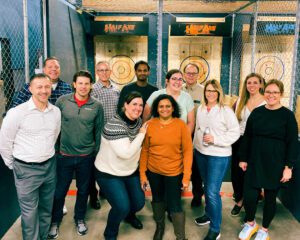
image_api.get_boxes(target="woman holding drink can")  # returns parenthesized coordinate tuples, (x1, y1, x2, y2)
(193, 79, 240, 240)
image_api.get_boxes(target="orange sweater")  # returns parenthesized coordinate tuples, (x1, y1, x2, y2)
(139, 118, 193, 185)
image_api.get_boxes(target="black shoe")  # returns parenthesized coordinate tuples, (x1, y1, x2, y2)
(204, 230, 221, 240)
(191, 197, 202, 208)
(125, 215, 143, 230)
(231, 204, 242, 217)
(90, 197, 101, 210)
(195, 215, 210, 226)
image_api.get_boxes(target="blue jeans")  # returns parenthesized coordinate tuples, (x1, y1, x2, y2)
(96, 171, 145, 239)
(52, 154, 94, 223)
(195, 150, 230, 233)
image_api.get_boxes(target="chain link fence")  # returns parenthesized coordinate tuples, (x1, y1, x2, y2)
(0, 0, 45, 124)
(230, 0, 299, 109)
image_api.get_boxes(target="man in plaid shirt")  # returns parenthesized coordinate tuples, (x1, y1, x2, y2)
(12, 56, 72, 107)
(89, 61, 119, 209)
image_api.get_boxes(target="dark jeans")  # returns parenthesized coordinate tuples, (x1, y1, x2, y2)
(231, 136, 245, 202)
(195, 150, 230, 233)
(51, 154, 94, 223)
(191, 150, 204, 200)
(147, 170, 183, 213)
(244, 184, 279, 228)
(96, 170, 145, 239)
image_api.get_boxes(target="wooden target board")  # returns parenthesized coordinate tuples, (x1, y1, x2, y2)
(255, 55, 285, 81)
(180, 56, 210, 84)
(109, 55, 135, 85)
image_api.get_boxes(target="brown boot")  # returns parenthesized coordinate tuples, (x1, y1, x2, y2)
(171, 212, 187, 240)
(151, 202, 165, 240)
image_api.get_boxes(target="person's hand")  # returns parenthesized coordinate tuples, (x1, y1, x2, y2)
(181, 182, 189, 191)
(203, 134, 214, 144)
(139, 122, 148, 134)
(140, 180, 148, 191)
(239, 162, 248, 171)
(280, 167, 292, 183)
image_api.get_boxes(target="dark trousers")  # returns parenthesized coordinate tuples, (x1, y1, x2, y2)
(96, 171, 145, 239)
(51, 154, 94, 223)
(244, 184, 279, 228)
(191, 150, 204, 200)
(231, 136, 245, 202)
(147, 171, 183, 213)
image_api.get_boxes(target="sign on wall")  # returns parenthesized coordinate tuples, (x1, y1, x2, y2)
(92, 21, 148, 35)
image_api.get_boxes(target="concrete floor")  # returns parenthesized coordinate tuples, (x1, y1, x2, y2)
(2, 183, 300, 240)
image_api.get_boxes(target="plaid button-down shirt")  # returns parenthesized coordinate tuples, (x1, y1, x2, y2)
(91, 81, 120, 124)
(12, 79, 72, 107)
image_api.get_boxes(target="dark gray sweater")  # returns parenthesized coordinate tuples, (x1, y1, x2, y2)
(56, 93, 104, 155)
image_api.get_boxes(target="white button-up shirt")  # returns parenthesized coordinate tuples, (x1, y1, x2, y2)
(0, 98, 61, 169)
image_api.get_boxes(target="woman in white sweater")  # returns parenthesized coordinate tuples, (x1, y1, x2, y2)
(193, 80, 240, 240)
(94, 92, 147, 240)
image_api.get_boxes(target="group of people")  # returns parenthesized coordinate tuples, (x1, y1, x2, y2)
(0, 56, 298, 240)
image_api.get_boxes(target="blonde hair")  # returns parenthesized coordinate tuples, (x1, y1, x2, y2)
(203, 79, 225, 107)
(236, 73, 265, 121)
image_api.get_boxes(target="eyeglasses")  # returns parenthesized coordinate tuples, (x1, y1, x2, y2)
(205, 90, 218, 93)
(185, 72, 198, 76)
(170, 77, 183, 82)
(264, 91, 281, 95)
(97, 69, 110, 73)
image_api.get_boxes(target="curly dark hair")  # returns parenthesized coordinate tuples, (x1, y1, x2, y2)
(151, 94, 181, 118)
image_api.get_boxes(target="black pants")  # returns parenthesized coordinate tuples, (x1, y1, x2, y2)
(191, 150, 204, 200)
(231, 136, 245, 203)
(244, 184, 279, 228)
(147, 171, 183, 213)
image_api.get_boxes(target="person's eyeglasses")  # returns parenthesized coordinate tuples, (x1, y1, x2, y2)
(205, 90, 218, 93)
(170, 77, 183, 82)
(97, 69, 110, 73)
(185, 72, 198, 76)
(264, 91, 281, 95)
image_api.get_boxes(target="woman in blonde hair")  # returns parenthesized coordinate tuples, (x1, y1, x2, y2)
(193, 79, 240, 240)
(231, 73, 266, 217)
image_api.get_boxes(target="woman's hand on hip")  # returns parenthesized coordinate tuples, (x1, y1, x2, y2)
(239, 162, 248, 171)
(280, 167, 292, 183)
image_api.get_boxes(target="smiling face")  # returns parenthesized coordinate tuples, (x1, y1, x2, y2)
(157, 99, 174, 120)
(205, 84, 219, 105)
(96, 62, 111, 84)
(264, 83, 282, 108)
(166, 72, 183, 92)
(124, 97, 144, 120)
(135, 64, 150, 82)
(29, 76, 52, 105)
(246, 76, 262, 95)
(73, 76, 92, 99)
(43, 59, 60, 83)
(184, 64, 199, 86)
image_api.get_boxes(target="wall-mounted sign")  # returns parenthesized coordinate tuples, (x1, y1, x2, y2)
(92, 21, 148, 36)
(255, 22, 295, 35)
(171, 21, 231, 37)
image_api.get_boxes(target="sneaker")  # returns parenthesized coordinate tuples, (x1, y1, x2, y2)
(254, 229, 270, 240)
(204, 229, 221, 240)
(239, 222, 259, 240)
(63, 205, 68, 215)
(48, 223, 59, 239)
(231, 204, 243, 217)
(195, 215, 210, 226)
(76, 219, 88, 236)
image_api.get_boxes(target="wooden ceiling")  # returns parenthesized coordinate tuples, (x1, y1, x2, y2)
(82, 0, 297, 14)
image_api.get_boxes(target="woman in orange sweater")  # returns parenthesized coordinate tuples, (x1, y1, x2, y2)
(140, 94, 193, 240)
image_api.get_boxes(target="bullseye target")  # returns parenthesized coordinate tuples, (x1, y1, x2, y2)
(180, 56, 210, 84)
(109, 55, 135, 85)
(255, 56, 285, 81)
